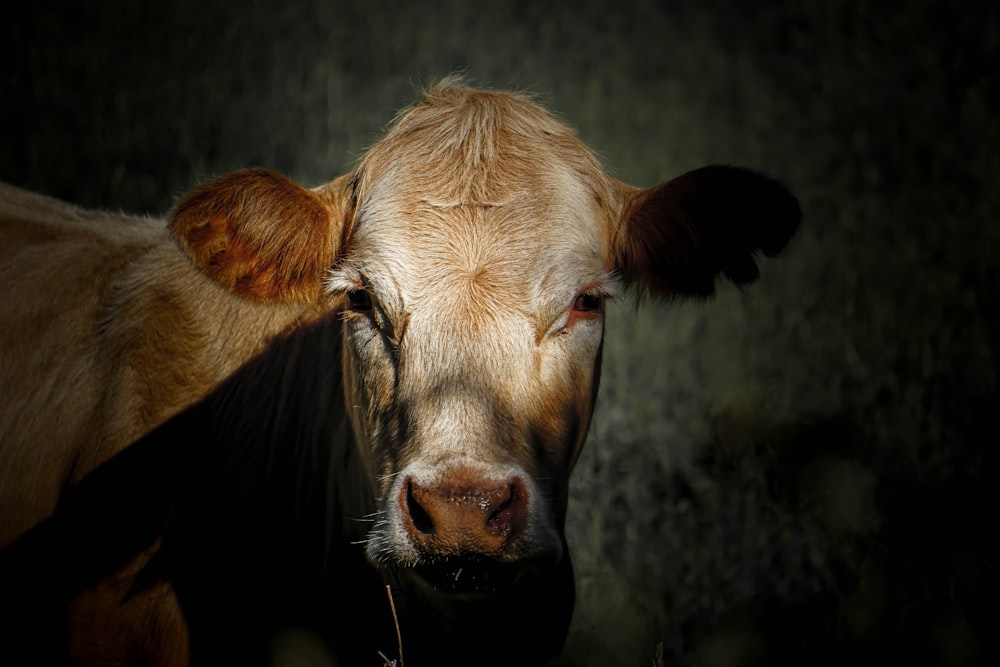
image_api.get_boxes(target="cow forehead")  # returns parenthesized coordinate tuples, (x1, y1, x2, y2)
(343, 164, 610, 326)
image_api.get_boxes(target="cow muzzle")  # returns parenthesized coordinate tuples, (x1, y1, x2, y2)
(400, 475, 527, 558)
(367, 463, 564, 596)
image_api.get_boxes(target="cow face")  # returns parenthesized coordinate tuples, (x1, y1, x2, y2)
(169, 82, 800, 604)
(328, 155, 612, 582)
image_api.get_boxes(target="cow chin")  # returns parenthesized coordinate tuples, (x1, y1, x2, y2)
(375, 540, 576, 665)
(395, 553, 556, 599)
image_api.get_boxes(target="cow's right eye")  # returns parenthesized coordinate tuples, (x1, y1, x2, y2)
(347, 289, 373, 311)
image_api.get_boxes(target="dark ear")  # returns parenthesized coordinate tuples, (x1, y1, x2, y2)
(613, 165, 801, 299)
(169, 169, 352, 303)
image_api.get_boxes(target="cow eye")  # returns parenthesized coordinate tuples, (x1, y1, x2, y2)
(573, 293, 602, 313)
(347, 289, 373, 311)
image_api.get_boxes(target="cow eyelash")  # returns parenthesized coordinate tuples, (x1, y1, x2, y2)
(550, 287, 609, 336)
(573, 280, 618, 312)
(572, 292, 603, 313)
(342, 284, 400, 350)
(346, 288, 373, 312)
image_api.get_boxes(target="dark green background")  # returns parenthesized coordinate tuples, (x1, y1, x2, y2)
(2, 1, 997, 665)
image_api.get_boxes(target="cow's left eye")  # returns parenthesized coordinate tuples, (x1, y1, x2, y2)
(573, 293, 602, 313)
(347, 289, 373, 311)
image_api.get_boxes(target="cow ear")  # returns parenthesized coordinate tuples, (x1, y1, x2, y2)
(612, 165, 801, 299)
(169, 168, 353, 303)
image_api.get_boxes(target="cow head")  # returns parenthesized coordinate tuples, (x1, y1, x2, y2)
(169, 81, 799, 658)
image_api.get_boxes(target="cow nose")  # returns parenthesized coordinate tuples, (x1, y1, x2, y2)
(400, 475, 528, 557)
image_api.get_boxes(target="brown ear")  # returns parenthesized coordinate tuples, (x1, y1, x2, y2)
(613, 165, 801, 299)
(170, 168, 352, 303)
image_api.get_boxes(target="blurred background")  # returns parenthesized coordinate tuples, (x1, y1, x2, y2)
(2, 1, 996, 665)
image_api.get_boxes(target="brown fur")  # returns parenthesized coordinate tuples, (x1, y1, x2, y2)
(614, 165, 802, 299)
(66, 539, 189, 667)
(170, 169, 350, 303)
(0, 178, 341, 547)
(0, 79, 799, 665)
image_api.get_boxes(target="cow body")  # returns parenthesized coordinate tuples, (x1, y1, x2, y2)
(0, 182, 333, 546)
(0, 80, 800, 665)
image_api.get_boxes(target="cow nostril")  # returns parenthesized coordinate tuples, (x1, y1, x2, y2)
(406, 481, 435, 535)
(485, 484, 518, 536)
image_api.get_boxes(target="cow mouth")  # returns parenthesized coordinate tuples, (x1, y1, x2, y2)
(397, 556, 543, 599)
(379, 553, 576, 660)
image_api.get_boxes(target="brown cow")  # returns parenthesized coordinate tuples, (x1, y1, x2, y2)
(0, 79, 800, 665)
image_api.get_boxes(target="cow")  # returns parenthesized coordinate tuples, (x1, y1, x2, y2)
(0, 79, 800, 665)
